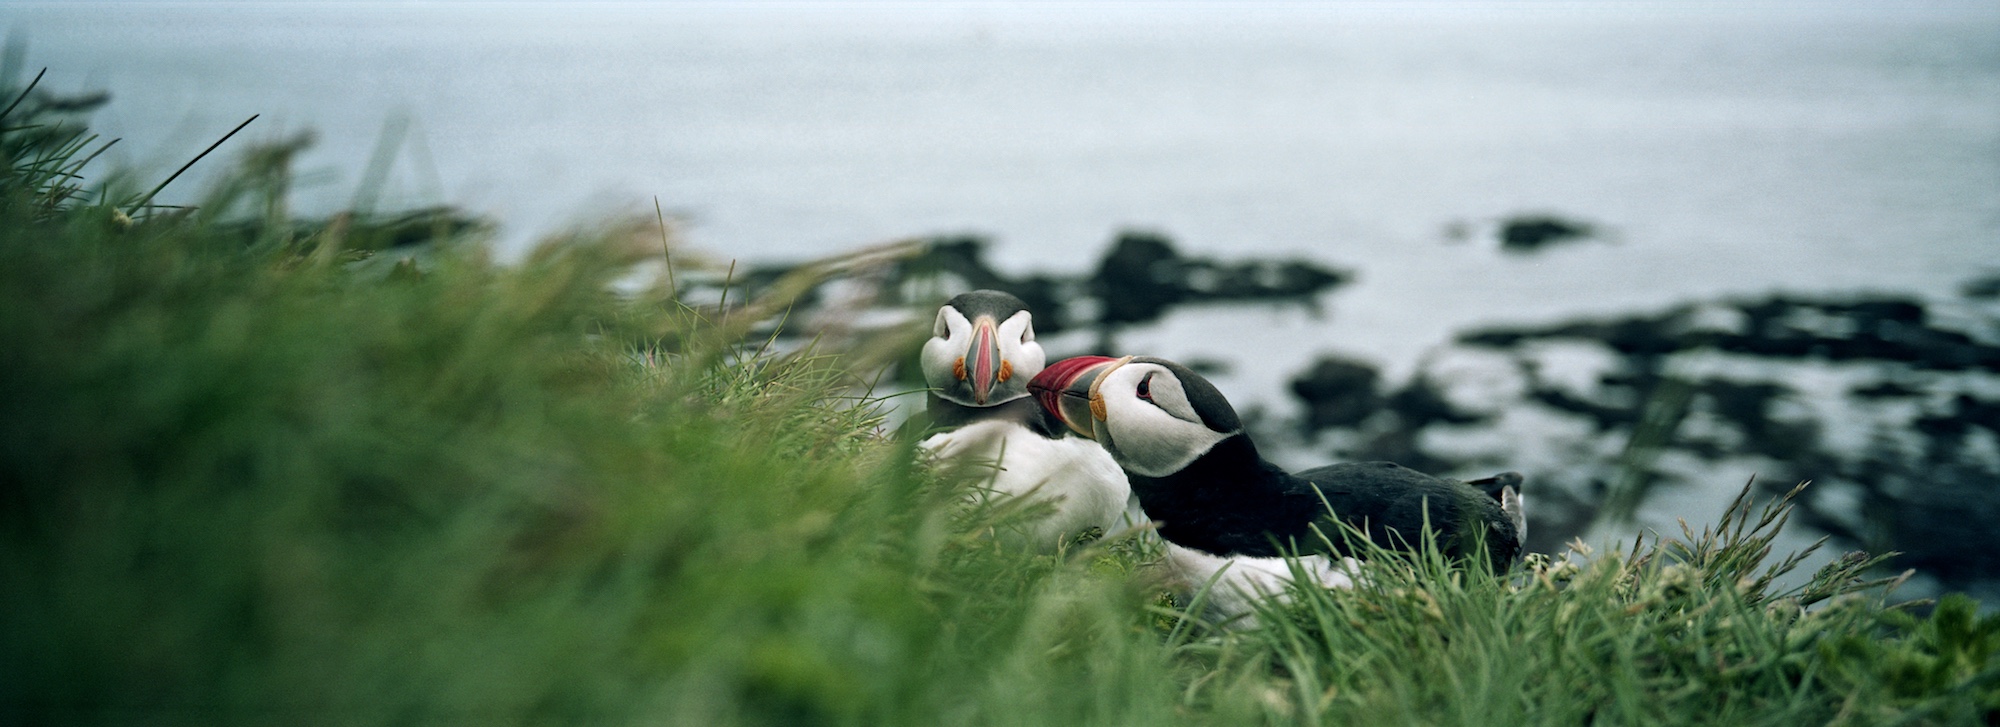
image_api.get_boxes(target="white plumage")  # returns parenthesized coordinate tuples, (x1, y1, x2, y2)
(1156, 545, 1359, 627)
(921, 418, 1131, 550)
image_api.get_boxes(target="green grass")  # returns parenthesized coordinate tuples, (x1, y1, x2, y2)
(4, 74, 1997, 726)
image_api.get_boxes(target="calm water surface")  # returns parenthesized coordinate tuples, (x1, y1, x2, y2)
(15, 1, 2000, 414)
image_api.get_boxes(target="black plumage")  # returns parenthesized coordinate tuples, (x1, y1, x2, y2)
(1127, 436, 1521, 570)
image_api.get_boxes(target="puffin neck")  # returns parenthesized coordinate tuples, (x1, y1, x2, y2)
(925, 393, 1063, 439)
(1124, 434, 1269, 510)
(1123, 433, 1313, 558)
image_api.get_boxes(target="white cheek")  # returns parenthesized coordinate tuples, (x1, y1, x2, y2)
(1011, 340, 1046, 378)
(920, 328, 969, 388)
(1102, 395, 1229, 477)
(996, 315, 1042, 372)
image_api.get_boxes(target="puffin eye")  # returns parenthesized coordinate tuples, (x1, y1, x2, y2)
(1136, 374, 1154, 401)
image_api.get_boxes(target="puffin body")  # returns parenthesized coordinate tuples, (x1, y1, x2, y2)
(917, 291, 1133, 551)
(922, 419, 1133, 545)
(1029, 355, 1525, 570)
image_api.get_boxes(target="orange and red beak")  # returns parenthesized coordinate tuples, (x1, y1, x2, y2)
(1026, 355, 1128, 439)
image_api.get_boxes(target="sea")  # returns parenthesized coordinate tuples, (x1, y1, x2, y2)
(14, 1, 2000, 467)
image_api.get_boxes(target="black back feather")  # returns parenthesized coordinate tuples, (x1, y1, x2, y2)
(1130, 440, 1522, 570)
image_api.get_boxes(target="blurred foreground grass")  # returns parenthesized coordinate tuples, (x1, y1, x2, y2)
(3, 73, 1997, 726)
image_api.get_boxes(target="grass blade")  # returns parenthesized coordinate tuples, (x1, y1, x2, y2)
(129, 113, 258, 214)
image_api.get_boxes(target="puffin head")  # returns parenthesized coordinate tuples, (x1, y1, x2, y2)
(1027, 355, 1241, 477)
(920, 290, 1046, 407)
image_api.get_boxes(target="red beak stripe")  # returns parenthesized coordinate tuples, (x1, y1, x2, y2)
(1027, 355, 1119, 428)
(969, 320, 998, 405)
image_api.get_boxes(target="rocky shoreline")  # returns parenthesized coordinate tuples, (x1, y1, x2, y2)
(688, 231, 2000, 600)
(1284, 288, 2000, 598)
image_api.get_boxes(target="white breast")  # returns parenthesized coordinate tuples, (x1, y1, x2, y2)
(1158, 542, 1359, 628)
(921, 419, 1131, 552)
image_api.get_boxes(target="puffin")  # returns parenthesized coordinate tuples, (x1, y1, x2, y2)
(1027, 355, 1527, 570)
(917, 291, 1133, 551)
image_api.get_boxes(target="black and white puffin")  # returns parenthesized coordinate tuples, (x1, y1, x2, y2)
(918, 291, 1132, 551)
(1028, 355, 1526, 570)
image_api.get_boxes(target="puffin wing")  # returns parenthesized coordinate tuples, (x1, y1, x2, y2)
(1291, 461, 1520, 567)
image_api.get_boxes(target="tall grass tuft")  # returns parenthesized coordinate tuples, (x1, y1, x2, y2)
(3, 71, 1995, 726)
(0, 74, 1181, 727)
(1175, 482, 1995, 725)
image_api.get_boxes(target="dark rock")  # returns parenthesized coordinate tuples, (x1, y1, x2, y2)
(1915, 395, 2000, 441)
(734, 230, 1352, 341)
(1527, 384, 1636, 432)
(1091, 231, 1187, 327)
(1288, 356, 1383, 434)
(1086, 230, 1353, 332)
(1955, 395, 2000, 434)
(1349, 427, 1456, 477)
(1386, 375, 1486, 428)
(1962, 274, 2000, 300)
(1497, 214, 1594, 254)
(1852, 380, 1923, 399)
(919, 236, 1017, 292)
(1696, 379, 1816, 460)
(1462, 294, 2000, 372)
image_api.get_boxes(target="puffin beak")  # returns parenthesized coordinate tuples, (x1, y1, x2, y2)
(962, 317, 1005, 405)
(1026, 355, 1130, 439)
